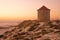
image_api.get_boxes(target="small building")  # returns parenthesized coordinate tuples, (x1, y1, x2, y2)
(37, 6, 50, 22)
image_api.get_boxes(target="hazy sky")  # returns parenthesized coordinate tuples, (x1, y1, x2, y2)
(0, 0, 60, 22)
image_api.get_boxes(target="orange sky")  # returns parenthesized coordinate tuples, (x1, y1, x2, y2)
(0, 0, 60, 22)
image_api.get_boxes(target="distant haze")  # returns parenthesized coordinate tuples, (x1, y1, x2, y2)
(0, 0, 60, 22)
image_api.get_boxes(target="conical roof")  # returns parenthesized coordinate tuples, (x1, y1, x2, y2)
(38, 6, 50, 11)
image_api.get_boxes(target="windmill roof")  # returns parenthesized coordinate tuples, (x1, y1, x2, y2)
(38, 6, 50, 11)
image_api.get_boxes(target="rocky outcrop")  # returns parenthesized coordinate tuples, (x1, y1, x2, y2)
(0, 20, 60, 40)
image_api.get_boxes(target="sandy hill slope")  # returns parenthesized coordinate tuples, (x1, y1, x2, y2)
(0, 20, 60, 40)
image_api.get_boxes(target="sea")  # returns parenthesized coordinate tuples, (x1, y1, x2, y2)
(0, 22, 21, 35)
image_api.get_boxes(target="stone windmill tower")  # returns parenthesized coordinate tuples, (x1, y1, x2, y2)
(37, 6, 50, 22)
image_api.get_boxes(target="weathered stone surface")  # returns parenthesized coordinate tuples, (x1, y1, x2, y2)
(0, 20, 60, 40)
